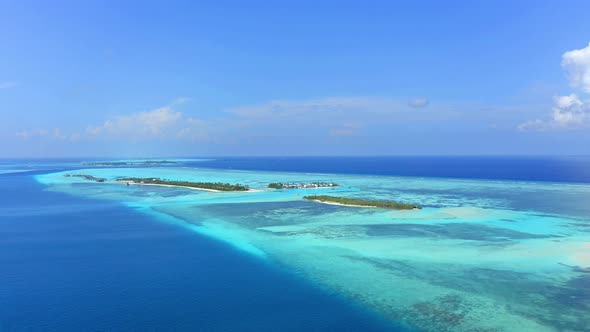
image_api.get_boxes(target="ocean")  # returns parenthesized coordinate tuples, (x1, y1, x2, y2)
(0, 172, 395, 331)
(190, 156, 590, 183)
(1, 156, 589, 331)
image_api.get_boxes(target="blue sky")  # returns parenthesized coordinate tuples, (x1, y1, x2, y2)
(1, 0, 590, 157)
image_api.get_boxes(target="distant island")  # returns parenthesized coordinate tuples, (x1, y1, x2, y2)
(268, 182, 338, 189)
(82, 161, 177, 167)
(64, 174, 106, 182)
(116, 177, 250, 192)
(303, 195, 420, 210)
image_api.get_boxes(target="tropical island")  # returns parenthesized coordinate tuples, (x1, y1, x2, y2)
(116, 177, 250, 192)
(268, 182, 338, 189)
(64, 174, 106, 182)
(303, 195, 420, 210)
(82, 161, 177, 167)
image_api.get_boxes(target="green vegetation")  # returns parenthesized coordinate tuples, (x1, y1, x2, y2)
(64, 174, 106, 182)
(117, 177, 249, 191)
(303, 195, 420, 210)
(268, 182, 338, 189)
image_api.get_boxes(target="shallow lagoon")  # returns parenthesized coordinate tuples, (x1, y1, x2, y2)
(37, 166, 590, 332)
(1, 172, 395, 331)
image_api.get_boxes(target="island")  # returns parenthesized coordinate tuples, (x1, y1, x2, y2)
(268, 182, 338, 189)
(303, 195, 420, 210)
(82, 161, 177, 167)
(116, 177, 250, 192)
(64, 174, 106, 182)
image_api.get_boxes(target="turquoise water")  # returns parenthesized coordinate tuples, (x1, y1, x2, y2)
(0, 171, 397, 331)
(33, 162, 590, 332)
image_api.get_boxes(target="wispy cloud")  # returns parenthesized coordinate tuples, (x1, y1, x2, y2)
(408, 98, 429, 108)
(15, 128, 76, 140)
(15, 95, 466, 146)
(16, 99, 208, 142)
(175, 118, 209, 141)
(228, 97, 419, 117)
(16, 129, 49, 139)
(221, 96, 472, 137)
(519, 94, 590, 131)
(0, 81, 18, 89)
(85, 106, 183, 139)
(220, 97, 431, 140)
(85, 97, 198, 140)
(519, 42, 590, 131)
(329, 122, 363, 136)
(52, 128, 68, 140)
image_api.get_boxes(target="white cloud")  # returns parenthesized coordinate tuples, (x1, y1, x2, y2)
(329, 122, 363, 136)
(552, 94, 587, 126)
(15, 128, 78, 141)
(53, 128, 68, 140)
(14, 96, 454, 146)
(86, 106, 182, 138)
(70, 132, 81, 141)
(519, 42, 590, 131)
(517, 119, 543, 131)
(176, 118, 209, 141)
(227, 97, 421, 119)
(408, 98, 429, 108)
(82, 99, 210, 141)
(171, 97, 191, 105)
(16, 99, 209, 142)
(0, 81, 18, 89)
(16, 129, 49, 139)
(562, 42, 590, 93)
(221, 97, 459, 138)
(518, 94, 590, 131)
(220, 97, 423, 139)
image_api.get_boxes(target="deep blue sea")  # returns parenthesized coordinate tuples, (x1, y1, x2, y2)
(1, 156, 589, 331)
(190, 156, 590, 184)
(0, 171, 395, 331)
